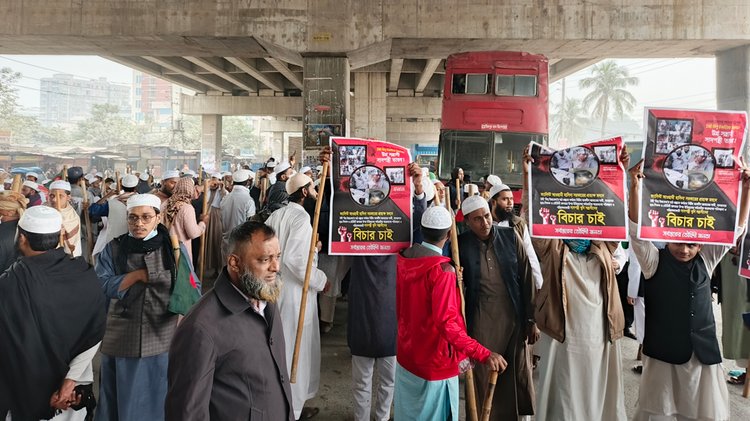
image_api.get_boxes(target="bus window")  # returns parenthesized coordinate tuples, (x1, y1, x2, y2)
(495, 75, 513, 96)
(452, 74, 489, 94)
(438, 131, 493, 180)
(491, 133, 546, 186)
(494, 75, 537, 97)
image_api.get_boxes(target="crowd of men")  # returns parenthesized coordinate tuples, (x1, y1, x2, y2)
(0, 142, 748, 421)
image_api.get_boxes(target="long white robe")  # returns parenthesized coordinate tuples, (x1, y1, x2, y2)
(219, 185, 256, 260)
(265, 202, 327, 419)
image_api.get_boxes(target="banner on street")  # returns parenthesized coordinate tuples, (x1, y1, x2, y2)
(528, 137, 628, 241)
(638, 108, 747, 245)
(328, 137, 412, 255)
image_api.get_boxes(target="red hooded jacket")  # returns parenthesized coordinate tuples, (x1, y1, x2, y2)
(396, 244, 491, 381)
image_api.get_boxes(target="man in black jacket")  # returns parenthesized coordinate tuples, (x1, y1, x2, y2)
(166, 221, 293, 421)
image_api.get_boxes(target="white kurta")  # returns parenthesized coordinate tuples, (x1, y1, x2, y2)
(627, 247, 646, 344)
(105, 195, 130, 243)
(535, 252, 627, 421)
(220, 185, 256, 259)
(265, 202, 327, 419)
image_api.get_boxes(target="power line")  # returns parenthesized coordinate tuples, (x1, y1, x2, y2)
(0, 56, 131, 86)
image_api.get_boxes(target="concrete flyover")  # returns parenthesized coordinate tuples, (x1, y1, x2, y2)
(2, 1, 750, 168)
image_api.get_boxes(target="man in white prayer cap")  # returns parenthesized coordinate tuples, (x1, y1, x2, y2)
(95, 193, 180, 421)
(46, 180, 82, 257)
(457, 195, 536, 421)
(266, 161, 293, 210)
(152, 170, 181, 205)
(0, 206, 106, 421)
(220, 169, 257, 261)
(21, 180, 43, 207)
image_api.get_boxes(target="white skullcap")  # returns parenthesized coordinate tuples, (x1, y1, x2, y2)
(222, 171, 232, 177)
(126, 194, 162, 211)
(232, 170, 251, 183)
(139, 173, 150, 181)
(462, 195, 490, 216)
(19, 206, 62, 234)
(316, 165, 323, 172)
(84, 174, 96, 182)
(489, 183, 511, 199)
(422, 206, 453, 230)
(286, 173, 313, 194)
(211, 172, 222, 179)
(486, 174, 503, 187)
(22, 180, 39, 191)
(121, 174, 139, 188)
(95, 172, 104, 179)
(49, 180, 71, 192)
(266, 161, 277, 169)
(163, 170, 180, 180)
(300, 166, 312, 175)
(26, 172, 39, 180)
(182, 169, 196, 178)
(3, 178, 12, 184)
(274, 161, 291, 175)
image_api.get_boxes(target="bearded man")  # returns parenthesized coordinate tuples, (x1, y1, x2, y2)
(166, 221, 293, 421)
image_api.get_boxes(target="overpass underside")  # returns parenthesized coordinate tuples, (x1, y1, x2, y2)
(2, 1, 749, 170)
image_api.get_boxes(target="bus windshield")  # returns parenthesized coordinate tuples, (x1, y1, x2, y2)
(438, 130, 546, 186)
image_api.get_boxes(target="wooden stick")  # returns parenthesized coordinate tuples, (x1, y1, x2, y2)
(445, 188, 478, 421)
(198, 179, 210, 281)
(62, 165, 68, 181)
(198, 166, 204, 185)
(79, 179, 93, 263)
(291, 160, 329, 383)
(52, 190, 66, 249)
(115, 171, 121, 192)
(259, 176, 269, 206)
(481, 371, 499, 421)
(171, 235, 180, 266)
(10, 174, 23, 193)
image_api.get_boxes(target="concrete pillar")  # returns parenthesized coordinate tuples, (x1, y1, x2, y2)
(353, 72, 387, 139)
(716, 46, 750, 159)
(303, 57, 349, 166)
(201, 114, 222, 173)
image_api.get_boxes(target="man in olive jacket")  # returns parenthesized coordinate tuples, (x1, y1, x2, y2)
(165, 221, 293, 420)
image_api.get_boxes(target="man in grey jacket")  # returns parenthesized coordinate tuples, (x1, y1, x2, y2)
(166, 220, 293, 421)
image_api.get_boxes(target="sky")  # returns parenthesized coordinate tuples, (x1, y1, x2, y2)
(1, 55, 718, 116)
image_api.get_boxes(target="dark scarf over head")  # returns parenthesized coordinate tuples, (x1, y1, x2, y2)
(0, 248, 106, 420)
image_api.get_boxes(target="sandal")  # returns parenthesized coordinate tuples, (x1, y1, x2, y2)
(298, 407, 320, 420)
(727, 372, 746, 385)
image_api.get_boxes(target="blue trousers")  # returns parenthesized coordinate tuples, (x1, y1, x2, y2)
(95, 353, 168, 421)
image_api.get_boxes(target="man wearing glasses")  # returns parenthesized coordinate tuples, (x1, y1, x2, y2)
(95, 193, 180, 421)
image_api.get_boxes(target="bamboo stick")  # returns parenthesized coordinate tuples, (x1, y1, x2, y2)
(62, 165, 68, 181)
(445, 187, 478, 421)
(259, 176, 269, 206)
(743, 355, 750, 398)
(198, 179, 210, 282)
(115, 171, 121, 192)
(79, 179, 93, 263)
(455, 179, 462, 209)
(10, 174, 22, 193)
(52, 189, 66, 249)
(481, 371, 499, 421)
(198, 166, 204, 185)
(291, 160, 329, 383)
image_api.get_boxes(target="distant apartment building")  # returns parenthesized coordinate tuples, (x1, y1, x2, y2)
(132, 71, 175, 130)
(39, 74, 131, 126)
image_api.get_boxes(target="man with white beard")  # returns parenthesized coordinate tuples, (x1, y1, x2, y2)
(166, 221, 293, 420)
(266, 172, 330, 420)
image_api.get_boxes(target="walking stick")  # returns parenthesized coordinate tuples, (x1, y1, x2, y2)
(744, 357, 750, 398)
(291, 160, 329, 383)
(52, 190, 66, 249)
(62, 165, 68, 181)
(198, 179, 210, 281)
(79, 179, 93, 262)
(115, 171, 122, 192)
(259, 176, 269, 206)
(455, 179, 462, 209)
(481, 371, 499, 421)
(445, 188, 479, 421)
(10, 174, 22, 193)
(171, 235, 180, 266)
(198, 166, 204, 185)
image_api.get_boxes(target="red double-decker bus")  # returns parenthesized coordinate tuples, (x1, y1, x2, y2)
(438, 51, 549, 188)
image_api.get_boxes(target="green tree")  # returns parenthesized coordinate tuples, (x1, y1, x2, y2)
(579, 61, 638, 136)
(551, 98, 589, 145)
(221, 116, 262, 156)
(0, 67, 21, 121)
(74, 104, 142, 146)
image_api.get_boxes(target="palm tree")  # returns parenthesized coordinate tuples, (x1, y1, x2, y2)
(579, 61, 638, 136)
(551, 98, 589, 146)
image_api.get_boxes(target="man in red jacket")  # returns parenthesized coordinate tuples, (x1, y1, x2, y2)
(395, 205, 506, 421)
